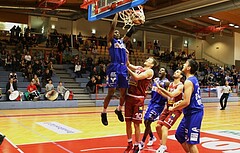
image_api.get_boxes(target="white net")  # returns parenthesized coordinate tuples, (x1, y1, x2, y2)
(119, 5, 145, 29)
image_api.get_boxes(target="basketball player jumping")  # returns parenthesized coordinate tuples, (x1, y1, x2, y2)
(101, 13, 135, 126)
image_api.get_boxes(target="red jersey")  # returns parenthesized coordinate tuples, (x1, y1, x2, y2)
(167, 82, 183, 106)
(128, 68, 152, 97)
(27, 84, 37, 92)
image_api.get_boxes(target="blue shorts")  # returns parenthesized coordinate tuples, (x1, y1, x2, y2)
(106, 63, 128, 88)
(144, 102, 165, 121)
(175, 110, 204, 144)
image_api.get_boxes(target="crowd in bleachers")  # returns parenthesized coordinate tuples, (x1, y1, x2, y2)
(158, 52, 240, 88)
(1, 25, 240, 99)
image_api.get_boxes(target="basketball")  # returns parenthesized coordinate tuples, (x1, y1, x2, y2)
(133, 17, 145, 25)
(132, 10, 145, 25)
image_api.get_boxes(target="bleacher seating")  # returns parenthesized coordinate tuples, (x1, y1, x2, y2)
(0, 68, 61, 102)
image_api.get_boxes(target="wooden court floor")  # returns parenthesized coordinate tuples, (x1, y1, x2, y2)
(0, 102, 239, 153)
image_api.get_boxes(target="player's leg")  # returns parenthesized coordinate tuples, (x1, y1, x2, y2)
(156, 109, 168, 153)
(132, 98, 144, 153)
(119, 87, 127, 107)
(139, 103, 152, 149)
(223, 93, 229, 109)
(115, 87, 127, 122)
(103, 88, 116, 111)
(187, 144, 199, 153)
(175, 118, 190, 152)
(146, 105, 164, 147)
(156, 122, 162, 140)
(115, 73, 128, 121)
(162, 110, 182, 147)
(219, 94, 224, 110)
(133, 122, 141, 152)
(124, 121, 133, 153)
(124, 96, 134, 153)
(101, 88, 115, 126)
(185, 111, 203, 153)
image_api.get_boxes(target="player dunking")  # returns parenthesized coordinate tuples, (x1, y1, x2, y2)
(101, 13, 136, 126)
(169, 59, 204, 153)
(155, 69, 184, 153)
(124, 57, 158, 153)
(139, 68, 169, 150)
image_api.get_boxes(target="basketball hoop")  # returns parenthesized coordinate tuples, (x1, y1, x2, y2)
(119, 5, 145, 29)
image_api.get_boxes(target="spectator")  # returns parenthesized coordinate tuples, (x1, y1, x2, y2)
(5, 78, 17, 101)
(57, 81, 68, 100)
(24, 51, 31, 66)
(9, 72, 18, 83)
(32, 74, 41, 92)
(89, 66, 98, 79)
(42, 69, 52, 87)
(86, 76, 96, 94)
(74, 61, 82, 78)
(26, 80, 39, 101)
(25, 64, 33, 81)
(45, 79, 54, 92)
(32, 60, 42, 77)
(47, 61, 54, 77)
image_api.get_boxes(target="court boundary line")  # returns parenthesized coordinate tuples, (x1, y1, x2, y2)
(5, 137, 24, 153)
(0, 112, 74, 153)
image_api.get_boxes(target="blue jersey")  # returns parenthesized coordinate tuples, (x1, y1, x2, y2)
(183, 76, 204, 115)
(109, 38, 127, 64)
(150, 77, 169, 105)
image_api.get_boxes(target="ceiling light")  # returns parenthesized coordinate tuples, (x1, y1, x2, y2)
(234, 25, 239, 28)
(229, 23, 234, 27)
(208, 16, 220, 22)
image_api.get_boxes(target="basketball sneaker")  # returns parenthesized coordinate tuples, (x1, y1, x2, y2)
(0, 134, 5, 145)
(114, 109, 124, 122)
(139, 141, 144, 150)
(124, 142, 133, 153)
(133, 144, 140, 153)
(101, 113, 108, 126)
(156, 145, 167, 153)
(147, 136, 157, 146)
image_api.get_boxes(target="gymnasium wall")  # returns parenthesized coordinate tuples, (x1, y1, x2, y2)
(202, 34, 234, 65)
(234, 32, 240, 62)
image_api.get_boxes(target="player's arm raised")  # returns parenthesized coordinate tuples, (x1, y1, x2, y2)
(158, 83, 183, 98)
(126, 54, 142, 71)
(107, 13, 118, 45)
(169, 80, 192, 111)
(128, 68, 153, 81)
(123, 26, 135, 43)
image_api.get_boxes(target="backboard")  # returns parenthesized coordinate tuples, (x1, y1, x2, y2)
(84, 0, 148, 21)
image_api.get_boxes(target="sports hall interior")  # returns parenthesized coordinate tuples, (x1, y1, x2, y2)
(0, 0, 239, 153)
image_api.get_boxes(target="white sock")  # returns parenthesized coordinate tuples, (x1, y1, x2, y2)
(117, 105, 122, 111)
(128, 138, 132, 143)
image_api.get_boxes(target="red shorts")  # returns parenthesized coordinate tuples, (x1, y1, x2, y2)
(125, 95, 144, 124)
(158, 108, 182, 129)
